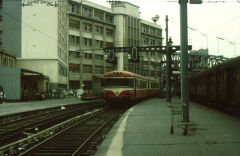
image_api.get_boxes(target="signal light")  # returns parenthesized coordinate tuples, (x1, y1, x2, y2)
(130, 47, 139, 63)
(105, 50, 116, 64)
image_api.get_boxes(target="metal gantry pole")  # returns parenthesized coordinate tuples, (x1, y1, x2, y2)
(180, 0, 189, 122)
(166, 15, 171, 103)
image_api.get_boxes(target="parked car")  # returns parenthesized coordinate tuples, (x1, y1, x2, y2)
(0, 86, 7, 104)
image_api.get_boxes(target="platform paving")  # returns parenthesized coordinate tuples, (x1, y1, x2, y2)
(96, 97, 240, 156)
(0, 98, 86, 116)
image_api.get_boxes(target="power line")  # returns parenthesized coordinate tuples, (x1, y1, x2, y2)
(1, 9, 58, 42)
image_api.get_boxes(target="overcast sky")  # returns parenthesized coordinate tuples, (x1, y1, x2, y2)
(90, 0, 240, 58)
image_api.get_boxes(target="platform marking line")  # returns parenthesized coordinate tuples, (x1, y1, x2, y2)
(106, 108, 133, 156)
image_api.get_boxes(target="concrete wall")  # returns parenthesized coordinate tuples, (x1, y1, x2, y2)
(0, 66, 21, 100)
(21, 3, 58, 59)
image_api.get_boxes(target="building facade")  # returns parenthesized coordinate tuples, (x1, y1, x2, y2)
(2, 0, 68, 90)
(68, 0, 163, 90)
(68, 0, 115, 90)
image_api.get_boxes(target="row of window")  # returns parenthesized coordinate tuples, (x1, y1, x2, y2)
(69, 35, 110, 48)
(150, 82, 159, 88)
(142, 24, 162, 37)
(69, 3, 114, 23)
(136, 79, 147, 89)
(142, 37, 161, 46)
(69, 51, 104, 61)
(69, 20, 114, 37)
(0, 55, 15, 67)
(69, 64, 113, 74)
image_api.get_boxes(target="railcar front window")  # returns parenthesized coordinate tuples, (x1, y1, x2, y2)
(102, 78, 134, 88)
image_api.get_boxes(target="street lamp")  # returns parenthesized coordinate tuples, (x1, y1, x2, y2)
(216, 36, 224, 56)
(228, 41, 236, 57)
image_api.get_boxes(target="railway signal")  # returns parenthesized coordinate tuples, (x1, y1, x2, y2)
(105, 49, 117, 64)
(130, 47, 139, 63)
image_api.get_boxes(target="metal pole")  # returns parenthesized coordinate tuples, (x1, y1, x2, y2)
(166, 15, 171, 102)
(180, 0, 189, 122)
(218, 39, 219, 56)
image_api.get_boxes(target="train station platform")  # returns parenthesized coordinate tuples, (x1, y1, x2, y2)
(0, 98, 89, 116)
(96, 97, 240, 156)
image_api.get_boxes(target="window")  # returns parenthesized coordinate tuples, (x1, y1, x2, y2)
(83, 65, 92, 73)
(106, 28, 113, 36)
(94, 10, 103, 20)
(83, 37, 92, 46)
(69, 19, 80, 29)
(94, 25, 103, 35)
(142, 37, 149, 45)
(82, 7, 92, 17)
(83, 53, 92, 59)
(106, 14, 113, 23)
(69, 63, 80, 73)
(140, 80, 147, 88)
(102, 78, 134, 88)
(95, 66, 103, 74)
(69, 3, 79, 14)
(69, 35, 80, 44)
(151, 82, 159, 88)
(95, 40, 103, 48)
(83, 23, 92, 32)
(69, 51, 81, 58)
(94, 54, 103, 61)
(142, 25, 148, 33)
(150, 27, 155, 35)
(58, 63, 67, 76)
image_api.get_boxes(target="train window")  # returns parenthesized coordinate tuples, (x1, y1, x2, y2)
(140, 80, 147, 89)
(136, 79, 140, 88)
(151, 82, 159, 88)
(102, 78, 134, 88)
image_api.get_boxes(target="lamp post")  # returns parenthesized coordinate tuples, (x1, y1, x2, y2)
(228, 41, 236, 57)
(166, 37, 173, 103)
(216, 36, 224, 56)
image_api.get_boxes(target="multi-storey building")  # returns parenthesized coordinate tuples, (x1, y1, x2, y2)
(68, 0, 163, 90)
(68, 0, 115, 90)
(2, 0, 68, 90)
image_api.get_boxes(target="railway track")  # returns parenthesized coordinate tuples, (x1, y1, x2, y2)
(20, 108, 124, 156)
(0, 101, 105, 147)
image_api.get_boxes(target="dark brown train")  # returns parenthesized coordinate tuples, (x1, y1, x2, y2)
(189, 56, 240, 113)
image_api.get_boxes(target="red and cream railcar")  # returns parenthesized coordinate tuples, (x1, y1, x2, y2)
(102, 71, 160, 104)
